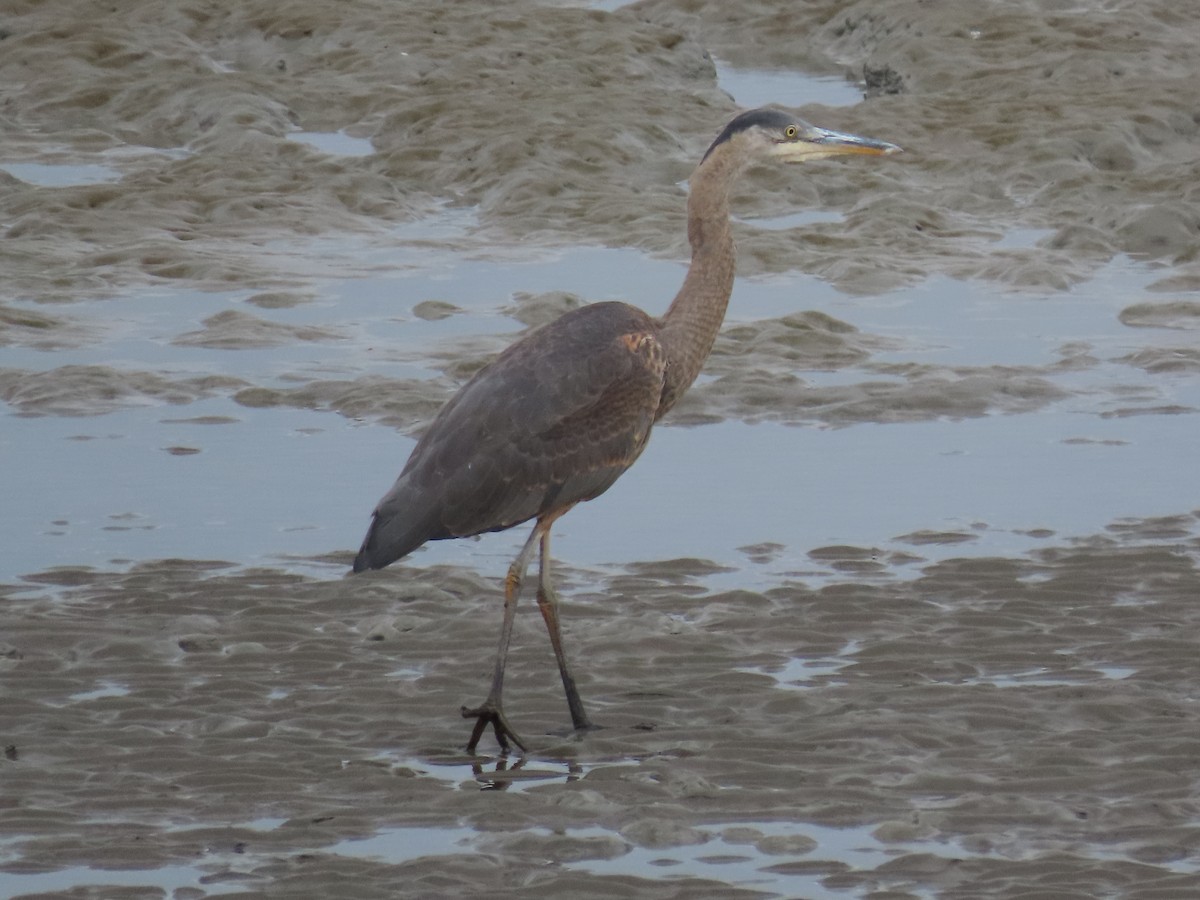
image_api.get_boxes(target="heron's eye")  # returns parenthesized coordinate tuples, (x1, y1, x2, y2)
(784, 125, 798, 139)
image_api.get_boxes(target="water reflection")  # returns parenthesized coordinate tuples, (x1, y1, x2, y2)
(388, 752, 628, 792)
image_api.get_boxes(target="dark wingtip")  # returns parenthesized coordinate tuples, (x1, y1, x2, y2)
(351, 516, 382, 573)
(351, 509, 432, 573)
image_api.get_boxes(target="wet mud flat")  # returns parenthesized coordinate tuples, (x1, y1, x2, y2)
(4, 522, 1200, 899)
(3, 0, 1200, 897)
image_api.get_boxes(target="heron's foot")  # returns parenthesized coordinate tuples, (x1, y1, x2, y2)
(461, 701, 528, 755)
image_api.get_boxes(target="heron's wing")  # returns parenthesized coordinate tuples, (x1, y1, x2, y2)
(378, 302, 666, 543)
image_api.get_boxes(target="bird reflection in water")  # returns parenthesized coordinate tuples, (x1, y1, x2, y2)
(471, 756, 585, 792)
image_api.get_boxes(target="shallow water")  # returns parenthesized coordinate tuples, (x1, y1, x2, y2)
(5, 248, 1196, 584)
(3, 1, 1200, 898)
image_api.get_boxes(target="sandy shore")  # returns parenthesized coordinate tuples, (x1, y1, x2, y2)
(2, 1, 1199, 897)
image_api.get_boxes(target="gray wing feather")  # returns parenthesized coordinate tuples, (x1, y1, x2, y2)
(354, 302, 665, 570)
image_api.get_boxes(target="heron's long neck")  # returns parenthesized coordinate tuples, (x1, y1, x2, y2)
(656, 147, 741, 417)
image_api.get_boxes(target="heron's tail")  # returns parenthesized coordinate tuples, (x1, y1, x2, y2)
(351, 534, 383, 573)
(352, 506, 436, 572)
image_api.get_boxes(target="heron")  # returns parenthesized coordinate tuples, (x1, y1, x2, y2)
(353, 107, 900, 753)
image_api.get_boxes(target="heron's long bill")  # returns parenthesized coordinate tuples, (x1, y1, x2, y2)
(774, 124, 902, 162)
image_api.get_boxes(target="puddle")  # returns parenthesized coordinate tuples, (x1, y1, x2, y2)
(0, 162, 121, 186)
(739, 209, 845, 230)
(385, 204, 480, 245)
(376, 753, 635, 792)
(384, 667, 424, 681)
(314, 819, 917, 898)
(0, 863, 249, 897)
(1093, 665, 1137, 680)
(843, 262, 1187, 370)
(0, 818, 291, 897)
(328, 825, 475, 860)
(564, 818, 1200, 894)
(950, 664, 1141, 688)
(311, 816, 1175, 898)
(164, 817, 290, 835)
(286, 130, 376, 157)
(993, 227, 1056, 249)
(738, 641, 861, 689)
(566, 821, 926, 899)
(2, 810, 1191, 898)
(1, 402, 383, 576)
(715, 60, 863, 109)
(68, 681, 132, 702)
(4, 350, 1199, 582)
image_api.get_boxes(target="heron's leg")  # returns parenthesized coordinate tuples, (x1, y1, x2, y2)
(462, 524, 540, 755)
(535, 526, 594, 733)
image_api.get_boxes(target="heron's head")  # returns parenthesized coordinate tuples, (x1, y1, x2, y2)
(702, 107, 901, 166)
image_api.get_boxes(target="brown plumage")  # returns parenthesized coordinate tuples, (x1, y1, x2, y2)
(353, 107, 900, 753)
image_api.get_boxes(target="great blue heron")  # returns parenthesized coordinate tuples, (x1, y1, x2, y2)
(354, 107, 900, 753)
